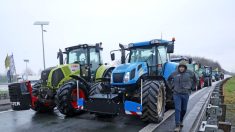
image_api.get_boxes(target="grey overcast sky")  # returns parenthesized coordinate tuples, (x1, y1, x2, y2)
(0, 0, 235, 75)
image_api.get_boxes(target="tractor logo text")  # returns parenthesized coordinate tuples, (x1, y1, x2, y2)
(11, 102, 21, 106)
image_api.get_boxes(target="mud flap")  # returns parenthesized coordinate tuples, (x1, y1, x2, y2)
(8, 82, 31, 110)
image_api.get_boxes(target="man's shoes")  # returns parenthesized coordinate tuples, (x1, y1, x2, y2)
(180, 122, 184, 128)
(174, 125, 181, 132)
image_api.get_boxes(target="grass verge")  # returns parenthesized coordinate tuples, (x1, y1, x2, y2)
(224, 77, 235, 126)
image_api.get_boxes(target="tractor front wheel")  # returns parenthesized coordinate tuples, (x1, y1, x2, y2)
(141, 80, 166, 123)
(56, 81, 88, 116)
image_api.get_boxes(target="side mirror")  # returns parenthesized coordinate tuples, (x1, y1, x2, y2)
(111, 53, 115, 61)
(57, 49, 63, 65)
(167, 44, 174, 53)
(95, 43, 101, 52)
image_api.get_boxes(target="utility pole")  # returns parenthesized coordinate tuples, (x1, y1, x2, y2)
(34, 21, 49, 70)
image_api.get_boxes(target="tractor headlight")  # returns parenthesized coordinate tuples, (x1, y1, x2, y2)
(124, 72, 130, 83)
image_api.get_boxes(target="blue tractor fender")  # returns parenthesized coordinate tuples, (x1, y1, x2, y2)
(163, 62, 178, 80)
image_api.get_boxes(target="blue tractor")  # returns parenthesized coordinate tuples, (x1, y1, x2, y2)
(75, 38, 178, 123)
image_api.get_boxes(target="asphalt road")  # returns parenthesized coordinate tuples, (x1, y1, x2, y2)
(0, 82, 217, 132)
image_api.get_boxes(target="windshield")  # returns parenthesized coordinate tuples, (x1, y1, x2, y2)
(68, 48, 87, 64)
(129, 46, 155, 65)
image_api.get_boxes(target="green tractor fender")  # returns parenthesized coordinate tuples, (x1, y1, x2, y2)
(95, 65, 115, 82)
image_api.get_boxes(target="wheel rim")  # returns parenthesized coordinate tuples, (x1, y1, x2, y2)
(157, 87, 163, 115)
(71, 89, 85, 109)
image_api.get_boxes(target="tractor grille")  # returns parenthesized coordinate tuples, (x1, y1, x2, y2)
(113, 73, 125, 83)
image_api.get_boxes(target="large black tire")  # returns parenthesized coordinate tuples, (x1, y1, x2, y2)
(204, 78, 210, 87)
(141, 80, 166, 123)
(31, 82, 55, 113)
(56, 80, 88, 116)
(166, 80, 174, 109)
(209, 79, 212, 86)
(204, 78, 212, 87)
(89, 82, 103, 95)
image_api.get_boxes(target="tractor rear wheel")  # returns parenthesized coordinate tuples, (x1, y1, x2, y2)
(56, 81, 88, 116)
(141, 80, 166, 123)
(31, 82, 55, 112)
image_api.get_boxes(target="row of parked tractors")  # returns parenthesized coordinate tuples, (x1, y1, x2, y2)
(171, 57, 224, 91)
(8, 38, 224, 123)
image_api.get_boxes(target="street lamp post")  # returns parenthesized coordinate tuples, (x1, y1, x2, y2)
(24, 59, 29, 80)
(34, 21, 49, 70)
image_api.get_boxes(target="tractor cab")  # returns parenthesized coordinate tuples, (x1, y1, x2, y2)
(58, 43, 103, 82)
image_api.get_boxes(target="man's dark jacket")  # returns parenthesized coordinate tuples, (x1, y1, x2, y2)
(168, 68, 197, 94)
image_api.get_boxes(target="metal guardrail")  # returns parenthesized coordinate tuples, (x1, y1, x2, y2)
(187, 78, 232, 132)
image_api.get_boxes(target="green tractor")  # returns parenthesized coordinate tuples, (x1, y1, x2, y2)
(8, 43, 114, 116)
(212, 70, 220, 82)
(202, 66, 212, 86)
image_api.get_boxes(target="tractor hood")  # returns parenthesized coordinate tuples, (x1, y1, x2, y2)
(111, 62, 148, 85)
(46, 64, 80, 89)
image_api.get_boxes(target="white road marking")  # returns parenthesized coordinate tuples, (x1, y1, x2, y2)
(139, 110, 174, 132)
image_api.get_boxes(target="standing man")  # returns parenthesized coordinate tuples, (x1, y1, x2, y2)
(168, 60, 196, 132)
